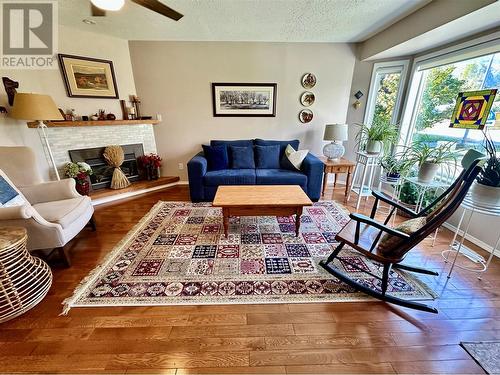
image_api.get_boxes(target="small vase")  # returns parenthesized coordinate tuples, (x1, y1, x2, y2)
(75, 178, 90, 196)
(366, 140, 382, 154)
(145, 167, 152, 181)
(151, 166, 159, 180)
(417, 162, 439, 183)
(386, 172, 401, 183)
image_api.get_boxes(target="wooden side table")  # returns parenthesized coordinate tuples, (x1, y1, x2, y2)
(320, 157, 355, 199)
(0, 227, 52, 323)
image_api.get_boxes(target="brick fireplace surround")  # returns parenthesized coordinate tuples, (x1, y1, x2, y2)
(40, 123, 157, 180)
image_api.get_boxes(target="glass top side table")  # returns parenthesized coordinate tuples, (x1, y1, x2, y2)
(442, 193, 500, 279)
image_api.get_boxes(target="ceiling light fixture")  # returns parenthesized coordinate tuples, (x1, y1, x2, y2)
(90, 0, 125, 11)
(82, 18, 96, 25)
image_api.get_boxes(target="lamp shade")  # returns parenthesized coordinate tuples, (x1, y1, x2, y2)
(10, 93, 63, 121)
(323, 123, 348, 141)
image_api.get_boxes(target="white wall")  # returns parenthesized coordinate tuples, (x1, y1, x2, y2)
(128, 41, 356, 180)
(0, 25, 137, 180)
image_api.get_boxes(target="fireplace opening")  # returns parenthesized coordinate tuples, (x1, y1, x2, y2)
(69, 144, 144, 190)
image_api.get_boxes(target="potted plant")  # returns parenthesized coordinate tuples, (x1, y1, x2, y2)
(380, 153, 412, 182)
(408, 140, 460, 183)
(138, 153, 162, 180)
(64, 162, 93, 195)
(355, 122, 399, 154)
(398, 179, 438, 216)
(470, 133, 500, 207)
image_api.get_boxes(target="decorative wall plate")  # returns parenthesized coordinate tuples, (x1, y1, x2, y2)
(301, 73, 316, 89)
(300, 91, 315, 107)
(299, 109, 313, 123)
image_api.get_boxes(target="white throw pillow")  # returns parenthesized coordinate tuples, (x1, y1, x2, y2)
(283, 144, 308, 171)
(0, 169, 27, 207)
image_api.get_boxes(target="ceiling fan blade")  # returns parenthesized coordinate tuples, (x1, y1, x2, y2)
(91, 4, 106, 16)
(130, 0, 183, 21)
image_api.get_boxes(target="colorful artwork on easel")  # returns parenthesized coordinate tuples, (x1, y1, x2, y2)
(449, 89, 497, 129)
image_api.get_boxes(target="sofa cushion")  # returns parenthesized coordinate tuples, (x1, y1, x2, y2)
(282, 144, 309, 171)
(378, 217, 427, 258)
(211, 140, 254, 148)
(230, 145, 255, 169)
(255, 169, 307, 190)
(255, 145, 281, 169)
(203, 169, 256, 186)
(0, 169, 27, 207)
(33, 196, 91, 229)
(202, 145, 229, 171)
(254, 139, 300, 157)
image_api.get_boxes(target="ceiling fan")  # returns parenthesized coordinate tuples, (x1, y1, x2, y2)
(90, 0, 183, 21)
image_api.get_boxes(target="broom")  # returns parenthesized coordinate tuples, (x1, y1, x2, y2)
(103, 145, 131, 189)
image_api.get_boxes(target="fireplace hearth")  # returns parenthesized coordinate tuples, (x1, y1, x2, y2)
(69, 144, 144, 190)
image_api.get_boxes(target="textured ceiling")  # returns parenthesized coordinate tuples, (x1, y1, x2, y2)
(58, 0, 429, 42)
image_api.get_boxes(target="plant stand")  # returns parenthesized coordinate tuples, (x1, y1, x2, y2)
(442, 194, 500, 279)
(399, 176, 449, 246)
(377, 173, 403, 226)
(347, 151, 381, 210)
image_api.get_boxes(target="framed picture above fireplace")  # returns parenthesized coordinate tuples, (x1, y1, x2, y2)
(58, 54, 119, 99)
(212, 83, 277, 117)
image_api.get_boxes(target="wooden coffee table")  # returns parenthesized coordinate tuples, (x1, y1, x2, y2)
(213, 185, 313, 237)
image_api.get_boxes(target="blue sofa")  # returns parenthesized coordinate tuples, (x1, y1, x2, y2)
(187, 139, 323, 202)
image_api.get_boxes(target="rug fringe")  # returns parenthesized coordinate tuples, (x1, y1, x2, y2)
(60, 200, 181, 315)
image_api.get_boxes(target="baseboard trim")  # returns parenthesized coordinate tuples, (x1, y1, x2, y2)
(441, 222, 500, 259)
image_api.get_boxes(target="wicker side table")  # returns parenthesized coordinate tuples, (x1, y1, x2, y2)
(0, 227, 52, 323)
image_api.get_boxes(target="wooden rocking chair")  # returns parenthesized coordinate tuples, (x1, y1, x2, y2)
(320, 151, 484, 313)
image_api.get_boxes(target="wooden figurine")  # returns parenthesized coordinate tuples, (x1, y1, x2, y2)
(2, 77, 19, 106)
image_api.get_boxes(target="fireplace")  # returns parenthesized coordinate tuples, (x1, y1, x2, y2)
(69, 144, 144, 190)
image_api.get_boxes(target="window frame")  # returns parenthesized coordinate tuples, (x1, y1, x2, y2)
(363, 60, 410, 127)
(398, 32, 500, 149)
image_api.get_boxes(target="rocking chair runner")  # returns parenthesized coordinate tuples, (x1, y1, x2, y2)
(320, 151, 484, 314)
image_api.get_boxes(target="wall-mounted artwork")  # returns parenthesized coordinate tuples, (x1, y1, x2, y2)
(212, 83, 277, 117)
(58, 54, 119, 99)
(299, 109, 313, 123)
(300, 91, 315, 107)
(450, 89, 497, 129)
(301, 73, 316, 89)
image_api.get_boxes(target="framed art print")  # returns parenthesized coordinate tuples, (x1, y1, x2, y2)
(450, 89, 497, 129)
(58, 54, 119, 99)
(212, 83, 277, 117)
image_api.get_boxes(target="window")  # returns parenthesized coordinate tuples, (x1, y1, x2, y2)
(364, 61, 409, 127)
(401, 40, 500, 151)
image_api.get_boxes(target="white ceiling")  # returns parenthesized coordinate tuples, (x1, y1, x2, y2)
(58, 0, 429, 42)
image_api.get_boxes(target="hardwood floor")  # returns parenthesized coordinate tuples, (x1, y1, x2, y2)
(1, 184, 499, 374)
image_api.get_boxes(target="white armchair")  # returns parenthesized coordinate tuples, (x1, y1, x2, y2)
(0, 146, 95, 266)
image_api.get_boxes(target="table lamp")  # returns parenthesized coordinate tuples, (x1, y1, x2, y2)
(10, 93, 64, 180)
(323, 123, 348, 161)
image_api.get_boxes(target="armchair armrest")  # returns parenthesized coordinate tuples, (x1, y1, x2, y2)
(20, 179, 80, 205)
(301, 153, 323, 201)
(350, 213, 410, 239)
(187, 152, 208, 202)
(0, 204, 34, 220)
(371, 190, 418, 218)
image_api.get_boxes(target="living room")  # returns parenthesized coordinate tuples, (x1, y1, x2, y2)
(0, 0, 500, 373)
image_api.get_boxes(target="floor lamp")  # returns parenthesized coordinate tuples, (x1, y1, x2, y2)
(10, 93, 64, 180)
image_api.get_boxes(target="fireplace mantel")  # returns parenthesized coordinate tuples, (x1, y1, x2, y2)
(26, 119, 160, 128)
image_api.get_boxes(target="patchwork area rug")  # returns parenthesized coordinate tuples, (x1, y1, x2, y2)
(461, 341, 500, 374)
(63, 201, 435, 312)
